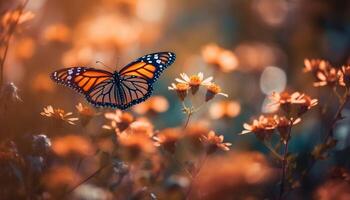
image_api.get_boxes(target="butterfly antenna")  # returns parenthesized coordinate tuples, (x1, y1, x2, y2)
(96, 61, 113, 71)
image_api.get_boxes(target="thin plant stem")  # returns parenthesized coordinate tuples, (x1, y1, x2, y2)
(183, 112, 192, 129)
(263, 141, 283, 161)
(62, 163, 109, 197)
(278, 120, 293, 200)
(0, 0, 29, 87)
(185, 153, 208, 200)
(303, 88, 350, 177)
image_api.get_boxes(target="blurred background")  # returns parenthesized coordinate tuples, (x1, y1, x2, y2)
(1, 0, 350, 199)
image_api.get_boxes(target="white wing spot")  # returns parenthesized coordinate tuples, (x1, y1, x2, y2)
(156, 60, 161, 64)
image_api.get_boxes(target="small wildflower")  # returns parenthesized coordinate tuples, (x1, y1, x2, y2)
(1, 10, 35, 27)
(168, 82, 190, 101)
(52, 135, 95, 157)
(270, 91, 318, 117)
(303, 59, 342, 87)
(240, 115, 278, 141)
(42, 23, 71, 43)
(153, 128, 183, 153)
(274, 116, 301, 142)
(125, 119, 154, 137)
(209, 100, 241, 119)
(132, 96, 169, 114)
(303, 59, 330, 74)
(200, 131, 232, 153)
(205, 83, 228, 101)
(119, 133, 156, 160)
(176, 72, 213, 94)
(103, 110, 134, 132)
(339, 65, 350, 87)
(40, 105, 79, 125)
(76, 103, 96, 126)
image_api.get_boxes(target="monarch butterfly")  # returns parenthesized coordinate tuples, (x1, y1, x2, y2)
(51, 52, 176, 110)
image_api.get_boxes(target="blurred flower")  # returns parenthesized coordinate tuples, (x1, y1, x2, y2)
(270, 91, 318, 117)
(0, 82, 22, 108)
(43, 165, 80, 190)
(314, 180, 350, 200)
(339, 65, 350, 87)
(303, 59, 330, 74)
(52, 135, 95, 157)
(76, 103, 96, 126)
(314, 67, 341, 87)
(14, 37, 35, 59)
(209, 100, 241, 119)
(132, 96, 169, 114)
(234, 42, 280, 71)
(190, 151, 275, 199)
(205, 83, 228, 101)
(119, 132, 156, 159)
(200, 131, 232, 153)
(32, 134, 51, 156)
(252, 0, 288, 27)
(73, 184, 113, 200)
(168, 82, 190, 101)
(125, 119, 154, 137)
(40, 105, 79, 125)
(76, 103, 95, 117)
(176, 72, 213, 94)
(153, 128, 183, 153)
(1, 10, 34, 27)
(274, 116, 301, 142)
(240, 115, 278, 141)
(31, 73, 55, 92)
(103, 110, 134, 132)
(42, 23, 71, 43)
(303, 59, 342, 87)
(201, 43, 238, 73)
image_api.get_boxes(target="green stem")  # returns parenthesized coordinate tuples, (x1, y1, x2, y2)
(263, 141, 283, 161)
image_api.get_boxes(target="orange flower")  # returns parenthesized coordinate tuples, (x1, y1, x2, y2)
(52, 135, 95, 157)
(168, 82, 190, 101)
(40, 105, 79, 125)
(1, 10, 34, 27)
(209, 100, 241, 119)
(205, 83, 228, 101)
(103, 110, 134, 132)
(175, 72, 213, 94)
(314, 180, 350, 200)
(124, 119, 154, 137)
(303, 59, 330, 73)
(200, 131, 231, 153)
(274, 116, 301, 142)
(43, 165, 80, 190)
(339, 65, 350, 87)
(76, 103, 95, 117)
(153, 128, 183, 153)
(240, 115, 278, 141)
(191, 151, 275, 199)
(42, 23, 71, 43)
(270, 91, 318, 117)
(303, 59, 342, 87)
(119, 132, 156, 160)
(201, 43, 238, 72)
(132, 96, 169, 114)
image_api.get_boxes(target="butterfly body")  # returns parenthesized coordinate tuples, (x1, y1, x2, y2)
(51, 52, 175, 110)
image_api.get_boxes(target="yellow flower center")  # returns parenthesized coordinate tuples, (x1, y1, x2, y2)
(176, 83, 190, 91)
(207, 83, 221, 94)
(189, 75, 201, 86)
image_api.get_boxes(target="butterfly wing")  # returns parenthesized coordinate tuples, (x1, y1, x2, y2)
(51, 67, 113, 94)
(116, 52, 176, 109)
